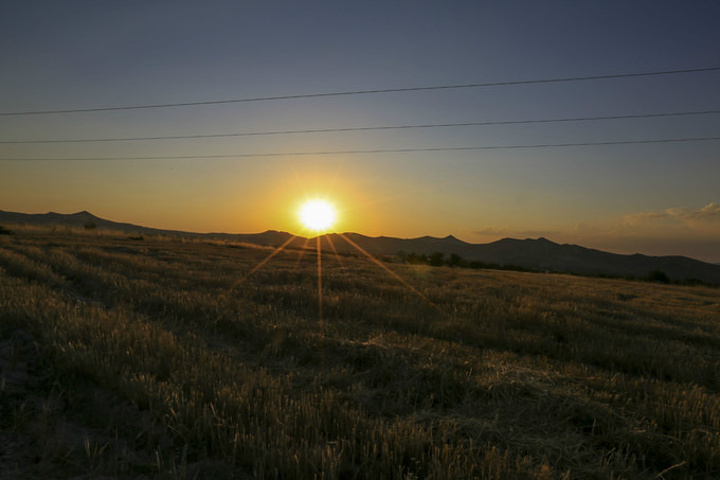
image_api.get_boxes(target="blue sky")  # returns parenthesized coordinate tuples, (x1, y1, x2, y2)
(1, 1, 719, 262)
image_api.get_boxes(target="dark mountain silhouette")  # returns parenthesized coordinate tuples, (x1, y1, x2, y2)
(2, 209, 718, 284)
(319, 233, 720, 283)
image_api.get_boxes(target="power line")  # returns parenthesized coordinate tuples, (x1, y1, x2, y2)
(1, 66, 718, 117)
(2, 136, 718, 161)
(2, 109, 718, 144)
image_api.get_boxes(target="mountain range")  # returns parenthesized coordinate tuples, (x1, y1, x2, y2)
(1, 209, 719, 284)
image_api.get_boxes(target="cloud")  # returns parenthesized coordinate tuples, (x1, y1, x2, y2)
(469, 203, 720, 263)
(472, 222, 609, 241)
(695, 202, 720, 218)
(472, 227, 563, 239)
(472, 227, 505, 236)
(623, 202, 720, 226)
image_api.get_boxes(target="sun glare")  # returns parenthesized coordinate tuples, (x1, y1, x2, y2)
(299, 199, 337, 232)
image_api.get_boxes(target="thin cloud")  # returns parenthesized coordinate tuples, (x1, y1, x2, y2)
(473, 227, 509, 236)
(694, 202, 720, 218)
(472, 227, 562, 239)
(624, 202, 720, 226)
(470, 206, 719, 263)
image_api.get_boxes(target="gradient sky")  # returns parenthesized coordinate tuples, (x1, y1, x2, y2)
(1, 1, 719, 262)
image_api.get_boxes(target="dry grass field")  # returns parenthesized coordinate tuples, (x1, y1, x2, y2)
(1, 227, 719, 479)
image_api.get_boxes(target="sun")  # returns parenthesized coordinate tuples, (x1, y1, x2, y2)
(299, 199, 337, 232)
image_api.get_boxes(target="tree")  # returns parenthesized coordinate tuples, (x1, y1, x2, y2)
(428, 251, 445, 267)
(447, 253, 463, 267)
(647, 270, 669, 283)
(405, 252, 427, 265)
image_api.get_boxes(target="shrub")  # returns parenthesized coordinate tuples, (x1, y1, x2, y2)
(447, 253, 464, 267)
(647, 270, 669, 283)
(428, 251, 445, 266)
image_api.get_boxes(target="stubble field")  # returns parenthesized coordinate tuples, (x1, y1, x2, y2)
(0, 228, 719, 479)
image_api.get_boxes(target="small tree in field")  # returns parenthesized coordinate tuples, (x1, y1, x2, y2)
(648, 270, 670, 283)
(429, 252, 445, 267)
(447, 253, 463, 267)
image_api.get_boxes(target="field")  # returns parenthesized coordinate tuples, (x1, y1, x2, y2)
(1, 228, 719, 479)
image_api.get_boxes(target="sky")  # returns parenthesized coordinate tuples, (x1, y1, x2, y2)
(1, 1, 719, 263)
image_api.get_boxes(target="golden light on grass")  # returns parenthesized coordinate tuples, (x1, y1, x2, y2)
(5, 229, 720, 478)
(296, 198, 337, 327)
(299, 199, 337, 232)
(233, 194, 432, 330)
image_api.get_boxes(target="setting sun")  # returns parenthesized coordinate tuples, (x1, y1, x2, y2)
(299, 199, 337, 232)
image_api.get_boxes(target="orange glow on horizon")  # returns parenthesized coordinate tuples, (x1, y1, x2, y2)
(244, 162, 409, 237)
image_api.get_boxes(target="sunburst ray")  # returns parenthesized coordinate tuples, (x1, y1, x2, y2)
(226, 235, 297, 295)
(338, 233, 435, 307)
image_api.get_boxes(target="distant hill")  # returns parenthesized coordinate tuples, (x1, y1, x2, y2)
(0, 210, 291, 246)
(2, 209, 719, 284)
(0, 210, 171, 235)
(318, 233, 720, 284)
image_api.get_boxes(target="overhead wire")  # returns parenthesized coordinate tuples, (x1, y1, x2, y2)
(1, 66, 718, 117)
(2, 136, 719, 161)
(2, 66, 717, 162)
(1, 109, 719, 144)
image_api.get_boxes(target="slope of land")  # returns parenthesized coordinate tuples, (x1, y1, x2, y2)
(2, 209, 719, 284)
(1, 229, 719, 478)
